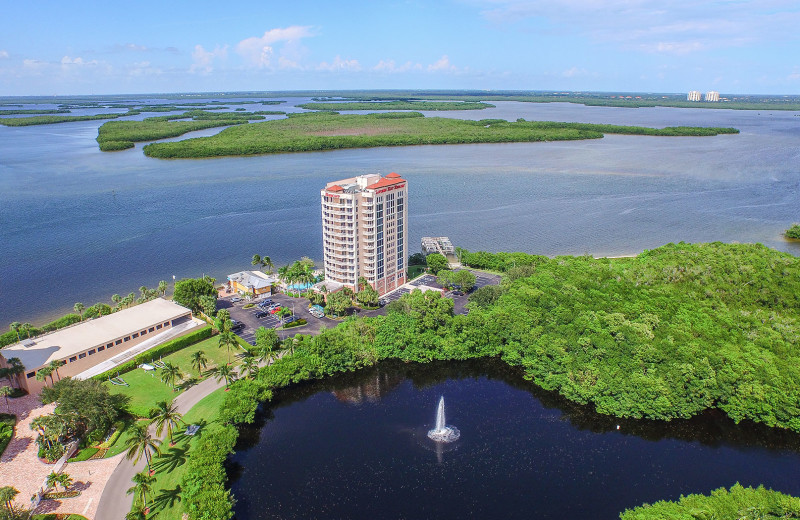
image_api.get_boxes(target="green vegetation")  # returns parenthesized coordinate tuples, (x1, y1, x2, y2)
(103, 331, 229, 417)
(172, 276, 216, 314)
(621, 484, 800, 519)
(0, 113, 123, 126)
(297, 100, 494, 111)
(96, 117, 248, 151)
(0, 109, 71, 115)
(34, 378, 127, 462)
(426, 253, 449, 275)
(151, 388, 232, 520)
(2, 314, 81, 348)
(0, 414, 15, 457)
(141, 111, 738, 158)
(785, 224, 800, 239)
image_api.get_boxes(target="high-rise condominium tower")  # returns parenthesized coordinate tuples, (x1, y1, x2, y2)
(321, 173, 408, 295)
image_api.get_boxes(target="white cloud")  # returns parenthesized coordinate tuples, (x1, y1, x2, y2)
(0, 50, 8, 59)
(60, 56, 99, 66)
(428, 55, 456, 72)
(236, 26, 313, 68)
(190, 44, 228, 74)
(317, 55, 361, 71)
(374, 59, 422, 72)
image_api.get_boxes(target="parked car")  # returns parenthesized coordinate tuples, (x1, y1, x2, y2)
(230, 320, 245, 331)
(255, 311, 268, 318)
(269, 307, 282, 314)
(451, 290, 464, 296)
(284, 316, 297, 324)
(231, 297, 242, 303)
(258, 299, 273, 307)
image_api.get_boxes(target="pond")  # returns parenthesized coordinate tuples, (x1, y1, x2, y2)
(228, 360, 800, 519)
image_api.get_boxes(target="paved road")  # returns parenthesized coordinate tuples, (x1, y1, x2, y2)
(94, 376, 226, 520)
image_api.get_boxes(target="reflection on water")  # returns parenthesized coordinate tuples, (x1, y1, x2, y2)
(229, 360, 800, 520)
(1, 98, 799, 325)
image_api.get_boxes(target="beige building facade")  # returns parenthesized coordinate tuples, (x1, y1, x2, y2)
(321, 173, 408, 295)
(0, 298, 193, 394)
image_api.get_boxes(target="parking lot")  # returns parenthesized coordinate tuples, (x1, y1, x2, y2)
(218, 292, 335, 344)
(218, 269, 501, 343)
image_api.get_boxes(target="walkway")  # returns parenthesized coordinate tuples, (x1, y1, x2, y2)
(0, 390, 126, 519)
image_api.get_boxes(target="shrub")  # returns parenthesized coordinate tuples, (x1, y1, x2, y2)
(786, 224, 800, 239)
(181, 425, 237, 520)
(282, 319, 307, 329)
(0, 415, 15, 457)
(92, 326, 212, 380)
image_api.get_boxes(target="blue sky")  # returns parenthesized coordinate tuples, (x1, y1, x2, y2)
(1, 0, 799, 96)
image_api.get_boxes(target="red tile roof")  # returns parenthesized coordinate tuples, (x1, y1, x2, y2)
(385, 172, 401, 178)
(327, 185, 344, 192)
(366, 176, 406, 190)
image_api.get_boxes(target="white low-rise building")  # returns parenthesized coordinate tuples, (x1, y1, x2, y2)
(0, 298, 194, 393)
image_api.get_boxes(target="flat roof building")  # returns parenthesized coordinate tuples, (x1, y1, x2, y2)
(227, 270, 277, 297)
(0, 298, 194, 393)
(321, 173, 408, 295)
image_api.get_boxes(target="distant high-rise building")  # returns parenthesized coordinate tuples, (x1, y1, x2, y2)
(321, 173, 408, 295)
(705, 91, 720, 102)
(687, 91, 702, 101)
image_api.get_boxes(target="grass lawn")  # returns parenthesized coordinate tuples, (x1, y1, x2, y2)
(105, 335, 248, 417)
(145, 387, 228, 519)
(407, 265, 427, 279)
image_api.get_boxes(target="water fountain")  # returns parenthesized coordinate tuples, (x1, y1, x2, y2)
(428, 396, 460, 442)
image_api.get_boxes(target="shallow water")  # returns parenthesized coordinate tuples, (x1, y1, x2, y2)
(1, 97, 799, 325)
(228, 361, 800, 520)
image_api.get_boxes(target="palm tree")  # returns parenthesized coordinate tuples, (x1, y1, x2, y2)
(19, 323, 33, 339)
(126, 471, 156, 512)
(190, 350, 209, 376)
(158, 280, 168, 296)
(159, 362, 182, 390)
(74, 302, 85, 320)
(208, 364, 237, 390)
(36, 366, 54, 388)
(0, 486, 19, 511)
(5, 358, 24, 389)
(46, 471, 72, 493)
(8, 322, 21, 342)
(49, 359, 65, 381)
(214, 309, 231, 333)
(124, 422, 161, 474)
(218, 330, 238, 364)
(240, 355, 259, 379)
(0, 386, 11, 413)
(112, 293, 122, 306)
(149, 400, 183, 446)
(125, 504, 148, 520)
(57, 472, 73, 492)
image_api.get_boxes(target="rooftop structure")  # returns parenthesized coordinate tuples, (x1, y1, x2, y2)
(0, 298, 193, 393)
(321, 173, 408, 295)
